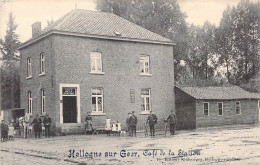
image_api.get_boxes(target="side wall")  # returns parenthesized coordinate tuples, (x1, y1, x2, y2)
(53, 34, 175, 132)
(175, 87, 196, 130)
(20, 36, 57, 134)
(196, 99, 259, 127)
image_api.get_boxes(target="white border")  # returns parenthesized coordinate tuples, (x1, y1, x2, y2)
(59, 84, 81, 123)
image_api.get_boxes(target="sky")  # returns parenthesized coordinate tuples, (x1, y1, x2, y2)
(0, 0, 259, 42)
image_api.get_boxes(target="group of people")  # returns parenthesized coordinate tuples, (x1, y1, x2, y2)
(126, 111, 177, 137)
(1, 112, 52, 140)
(1, 120, 14, 142)
(26, 113, 52, 138)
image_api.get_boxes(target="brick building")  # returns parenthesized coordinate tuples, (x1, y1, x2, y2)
(19, 9, 175, 134)
(175, 86, 260, 130)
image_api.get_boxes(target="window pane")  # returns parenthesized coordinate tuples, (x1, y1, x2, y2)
(219, 109, 222, 115)
(141, 97, 145, 110)
(96, 59, 102, 71)
(146, 97, 150, 110)
(98, 97, 102, 111)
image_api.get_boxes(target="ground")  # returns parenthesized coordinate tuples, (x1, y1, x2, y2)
(1, 124, 260, 165)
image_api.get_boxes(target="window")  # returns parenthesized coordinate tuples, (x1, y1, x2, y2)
(235, 101, 241, 115)
(218, 102, 223, 116)
(41, 89, 46, 114)
(27, 58, 32, 77)
(91, 88, 103, 112)
(90, 52, 103, 73)
(141, 89, 151, 111)
(40, 53, 45, 75)
(203, 102, 209, 116)
(28, 91, 32, 114)
(140, 56, 150, 74)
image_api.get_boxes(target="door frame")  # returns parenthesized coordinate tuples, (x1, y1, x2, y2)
(59, 84, 80, 123)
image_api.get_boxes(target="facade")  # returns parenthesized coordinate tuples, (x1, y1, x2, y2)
(175, 86, 260, 130)
(19, 9, 175, 134)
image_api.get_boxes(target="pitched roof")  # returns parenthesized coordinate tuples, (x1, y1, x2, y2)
(176, 86, 260, 100)
(20, 9, 174, 48)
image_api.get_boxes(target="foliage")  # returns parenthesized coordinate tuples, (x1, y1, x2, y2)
(96, 0, 189, 80)
(0, 13, 21, 109)
(216, 0, 260, 85)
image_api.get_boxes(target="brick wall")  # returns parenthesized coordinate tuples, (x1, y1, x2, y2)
(196, 99, 259, 128)
(20, 36, 57, 135)
(53, 34, 175, 132)
(21, 34, 175, 134)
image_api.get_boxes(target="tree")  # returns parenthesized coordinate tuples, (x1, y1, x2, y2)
(96, 0, 189, 81)
(216, 0, 260, 85)
(0, 13, 21, 109)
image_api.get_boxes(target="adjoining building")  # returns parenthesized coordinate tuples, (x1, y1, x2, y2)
(175, 86, 260, 130)
(19, 9, 175, 135)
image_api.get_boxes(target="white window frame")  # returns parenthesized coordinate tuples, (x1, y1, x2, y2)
(218, 102, 223, 116)
(141, 89, 151, 112)
(140, 55, 152, 76)
(27, 58, 32, 78)
(39, 53, 45, 75)
(235, 101, 241, 115)
(59, 84, 81, 123)
(203, 102, 209, 116)
(28, 91, 32, 114)
(41, 89, 46, 114)
(91, 88, 104, 113)
(90, 52, 104, 74)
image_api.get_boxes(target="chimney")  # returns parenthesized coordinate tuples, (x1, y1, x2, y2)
(31, 22, 42, 37)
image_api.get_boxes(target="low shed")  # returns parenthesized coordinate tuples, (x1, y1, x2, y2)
(175, 86, 260, 130)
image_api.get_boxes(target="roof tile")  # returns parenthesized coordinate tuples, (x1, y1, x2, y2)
(177, 86, 260, 100)
(42, 9, 171, 42)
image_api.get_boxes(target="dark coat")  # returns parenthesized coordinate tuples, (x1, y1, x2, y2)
(31, 118, 42, 132)
(129, 115, 137, 126)
(147, 114, 157, 126)
(43, 117, 52, 127)
(85, 115, 92, 122)
(167, 114, 176, 125)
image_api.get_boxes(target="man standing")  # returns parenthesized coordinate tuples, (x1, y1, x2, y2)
(23, 112, 31, 138)
(167, 111, 177, 135)
(126, 112, 131, 136)
(129, 111, 137, 137)
(147, 111, 157, 136)
(30, 114, 42, 138)
(85, 112, 93, 134)
(1, 120, 6, 141)
(43, 113, 52, 137)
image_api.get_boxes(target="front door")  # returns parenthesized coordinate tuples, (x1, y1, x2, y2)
(63, 96, 77, 123)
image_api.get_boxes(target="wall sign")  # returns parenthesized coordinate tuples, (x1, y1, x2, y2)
(130, 89, 135, 103)
(62, 87, 76, 95)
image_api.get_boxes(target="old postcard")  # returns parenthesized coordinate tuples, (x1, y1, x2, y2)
(0, 0, 259, 164)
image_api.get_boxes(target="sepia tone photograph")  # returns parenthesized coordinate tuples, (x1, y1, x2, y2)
(0, 0, 260, 164)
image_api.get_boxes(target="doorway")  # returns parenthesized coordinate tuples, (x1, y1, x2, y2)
(63, 96, 77, 123)
(60, 84, 81, 124)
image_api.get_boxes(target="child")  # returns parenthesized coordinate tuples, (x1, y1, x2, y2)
(8, 122, 14, 140)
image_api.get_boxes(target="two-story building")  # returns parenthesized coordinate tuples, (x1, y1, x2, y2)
(19, 9, 175, 135)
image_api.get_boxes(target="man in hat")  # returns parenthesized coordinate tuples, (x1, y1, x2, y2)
(43, 113, 52, 137)
(30, 114, 42, 138)
(129, 111, 137, 137)
(126, 112, 132, 136)
(167, 111, 177, 135)
(147, 111, 157, 136)
(1, 120, 6, 141)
